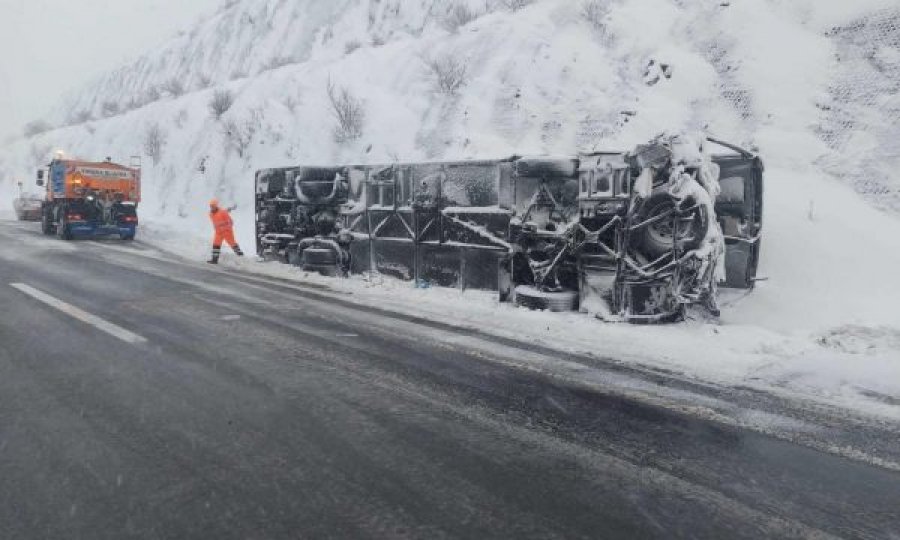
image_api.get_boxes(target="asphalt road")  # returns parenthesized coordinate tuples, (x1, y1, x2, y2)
(1, 218, 899, 540)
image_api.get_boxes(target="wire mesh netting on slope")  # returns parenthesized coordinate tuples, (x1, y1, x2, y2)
(819, 7, 900, 213)
(671, 3, 900, 214)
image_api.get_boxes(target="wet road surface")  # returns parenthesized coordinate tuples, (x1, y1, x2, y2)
(1, 219, 899, 539)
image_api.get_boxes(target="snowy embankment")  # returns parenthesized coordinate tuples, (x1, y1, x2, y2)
(1, 0, 899, 418)
(132, 165, 900, 422)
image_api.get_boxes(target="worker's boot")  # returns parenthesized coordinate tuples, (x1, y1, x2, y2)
(207, 247, 221, 264)
(233, 245, 244, 257)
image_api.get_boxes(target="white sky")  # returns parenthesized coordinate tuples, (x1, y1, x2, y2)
(0, 0, 223, 141)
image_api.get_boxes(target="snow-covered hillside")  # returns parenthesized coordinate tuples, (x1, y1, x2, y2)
(4, 0, 898, 184)
(7, 0, 900, 195)
(1, 0, 899, 413)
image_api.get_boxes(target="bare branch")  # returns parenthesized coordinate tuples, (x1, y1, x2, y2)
(426, 55, 469, 95)
(209, 89, 234, 120)
(326, 79, 365, 143)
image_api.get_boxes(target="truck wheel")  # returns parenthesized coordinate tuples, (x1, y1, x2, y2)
(57, 219, 72, 241)
(514, 286, 578, 312)
(300, 247, 340, 276)
(302, 247, 338, 266)
(41, 210, 56, 235)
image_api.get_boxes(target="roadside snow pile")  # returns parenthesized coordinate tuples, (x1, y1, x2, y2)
(1, 0, 899, 415)
(816, 325, 900, 356)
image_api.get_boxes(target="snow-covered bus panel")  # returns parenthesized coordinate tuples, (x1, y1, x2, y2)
(712, 153, 764, 289)
(254, 136, 764, 322)
(577, 153, 633, 217)
(574, 145, 764, 291)
(254, 168, 286, 196)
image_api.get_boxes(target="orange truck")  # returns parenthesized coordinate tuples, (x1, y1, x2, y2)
(36, 158, 141, 240)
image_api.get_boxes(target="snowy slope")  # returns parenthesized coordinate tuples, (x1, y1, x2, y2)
(2, 0, 899, 415)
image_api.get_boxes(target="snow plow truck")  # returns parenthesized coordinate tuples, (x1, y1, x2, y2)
(255, 135, 763, 323)
(36, 157, 141, 241)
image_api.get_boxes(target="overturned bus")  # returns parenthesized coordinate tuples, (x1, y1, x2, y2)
(255, 135, 763, 323)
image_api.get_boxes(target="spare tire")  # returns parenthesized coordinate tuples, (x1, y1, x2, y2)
(41, 208, 55, 235)
(632, 187, 709, 259)
(57, 218, 73, 241)
(302, 247, 338, 266)
(514, 286, 578, 312)
(301, 247, 340, 277)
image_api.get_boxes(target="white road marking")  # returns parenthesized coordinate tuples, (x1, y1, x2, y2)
(10, 283, 148, 345)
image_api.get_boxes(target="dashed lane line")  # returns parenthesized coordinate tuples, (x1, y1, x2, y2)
(9, 283, 148, 345)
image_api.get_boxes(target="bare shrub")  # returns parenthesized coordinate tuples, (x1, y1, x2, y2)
(344, 40, 362, 55)
(426, 55, 469, 95)
(197, 74, 212, 89)
(219, 0, 239, 14)
(221, 119, 247, 157)
(444, 3, 477, 32)
(263, 57, 293, 71)
(500, 0, 533, 10)
(143, 86, 161, 104)
(581, 0, 610, 30)
(23, 120, 52, 138)
(322, 25, 335, 44)
(69, 110, 94, 125)
(143, 123, 167, 165)
(162, 78, 185, 97)
(245, 107, 263, 137)
(125, 97, 141, 111)
(209, 89, 234, 120)
(101, 101, 120, 118)
(326, 79, 365, 143)
(221, 108, 262, 158)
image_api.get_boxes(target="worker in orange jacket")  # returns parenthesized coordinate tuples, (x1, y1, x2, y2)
(208, 198, 244, 264)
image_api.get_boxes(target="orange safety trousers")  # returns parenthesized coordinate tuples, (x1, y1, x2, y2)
(210, 209, 237, 248)
(213, 228, 238, 248)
